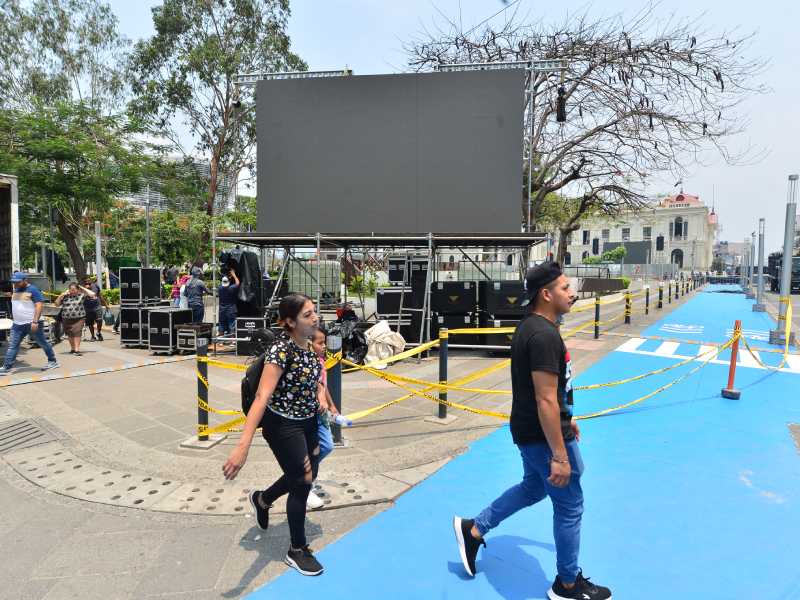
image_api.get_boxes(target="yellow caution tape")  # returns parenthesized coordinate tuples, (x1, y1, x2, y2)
(343, 358, 511, 421)
(196, 370, 209, 389)
(343, 339, 440, 372)
(576, 335, 735, 420)
(197, 396, 243, 416)
(198, 415, 246, 436)
(448, 327, 515, 336)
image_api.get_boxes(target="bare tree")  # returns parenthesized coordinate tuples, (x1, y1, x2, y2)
(406, 4, 767, 261)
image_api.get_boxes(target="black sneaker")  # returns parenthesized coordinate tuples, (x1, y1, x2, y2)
(548, 570, 612, 600)
(97, 333, 103, 341)
(248, 490, 271, 530)
(453, 516, 486, 577)
(285, 545, 324, 576)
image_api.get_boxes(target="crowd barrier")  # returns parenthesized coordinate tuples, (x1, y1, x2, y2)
(190, 276, 723, 438)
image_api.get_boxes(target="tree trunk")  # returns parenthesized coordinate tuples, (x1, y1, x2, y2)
(55, 210, 87, 281)
(196, 153, 220, 265)
(557, 225, 579, 265)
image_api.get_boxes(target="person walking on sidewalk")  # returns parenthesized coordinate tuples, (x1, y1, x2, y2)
(55, 282, 96, 356)
(82, 276, 108, 341)
(0, 272, 59, 375)
(223, 294, 326, 576)
(452, 262, 612, 600)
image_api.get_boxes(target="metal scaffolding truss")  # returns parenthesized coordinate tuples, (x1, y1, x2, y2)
(215, 231, 546, 345)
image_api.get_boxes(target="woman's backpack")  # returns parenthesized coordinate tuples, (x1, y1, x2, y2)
(240, 328, 286, 424)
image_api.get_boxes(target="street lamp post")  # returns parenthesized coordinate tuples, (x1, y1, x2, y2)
(770, 174, 798, 345)
(753, 218, 766, 311)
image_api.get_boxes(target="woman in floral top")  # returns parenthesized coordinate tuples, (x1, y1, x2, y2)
(223, 293, 326, 577)
(54, 282, 97, 356)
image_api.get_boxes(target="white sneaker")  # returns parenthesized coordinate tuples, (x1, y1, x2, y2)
(306, 490, 324, 509)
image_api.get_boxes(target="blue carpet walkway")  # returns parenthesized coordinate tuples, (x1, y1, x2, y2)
(248, 289, 800, 600)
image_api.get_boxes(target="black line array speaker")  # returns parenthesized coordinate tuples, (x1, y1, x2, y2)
(478, 280, 526, 317)
(478, 316, 521, 348)
(431, 312, 476, 345)
(430, 281, 478, 314)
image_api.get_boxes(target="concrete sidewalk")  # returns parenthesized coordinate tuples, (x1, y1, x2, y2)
(0, 285, 701, 599)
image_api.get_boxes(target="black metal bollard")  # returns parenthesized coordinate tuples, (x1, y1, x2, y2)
(624, 292, 632, 324)
(327, 332, 344, 444)
(438, 328, 448, 419)
(668, 282, 672, 304)
(658, 284, 663, 309)
(645, 287, 650, 315)
(675, 281, 680, 300)
(197, 342, 209, 441)
(594, 296, 600, 339)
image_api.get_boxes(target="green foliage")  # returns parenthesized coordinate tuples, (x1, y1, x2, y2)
(0, 0, 129, 111)
(101, 288, 120, 305)
(0, 101, 152, 278)
(128, 0, 306, 224)
(348, 276, 378, 297)
(222, 195, 257, 232)
(602, 246, 627, 263)
(583, 256, 602, 265)
(620, 276, 631, 289)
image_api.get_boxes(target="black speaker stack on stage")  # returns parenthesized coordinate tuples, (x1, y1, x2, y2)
(429, 281, 479, 345)
(477, 280, 525, 348)
(119, 268, 172, 349)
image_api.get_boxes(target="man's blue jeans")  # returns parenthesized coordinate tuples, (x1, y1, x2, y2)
(474, 439, 584, 584)
(3, 322, 57, 368)
(190, 303, 205, 323)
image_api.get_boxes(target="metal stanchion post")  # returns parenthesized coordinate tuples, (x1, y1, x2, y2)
(658, 284, 663, 309)
(721, 320, 742, 399)
(594, 296, 600, 339)
(438, 328, 448, 419)
(668, 281, 672, 304)
(327, 332, 344, 445)
(645, 287, 650, 315)
(624, 292, 631, 324)
(675, 281, 680, 300)
(197, 342, 209, 441)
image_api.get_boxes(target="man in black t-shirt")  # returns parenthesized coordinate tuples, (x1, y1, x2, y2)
(452, 262, 612, 600)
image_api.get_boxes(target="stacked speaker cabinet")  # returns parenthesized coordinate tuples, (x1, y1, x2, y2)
(119, 268, 162, 306)
(176, 323, 213, 354)
(148, 308, 192, 354)
(477, 280, 525, 348)
(236, 316, 268, 356)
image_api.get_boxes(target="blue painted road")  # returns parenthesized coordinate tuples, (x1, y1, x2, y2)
(248, 289, 800, 600)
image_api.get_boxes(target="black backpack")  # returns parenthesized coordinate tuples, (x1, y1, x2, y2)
(240, 329, 287, 424)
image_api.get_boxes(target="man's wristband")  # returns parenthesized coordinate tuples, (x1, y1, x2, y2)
(550, 456, 569, 464)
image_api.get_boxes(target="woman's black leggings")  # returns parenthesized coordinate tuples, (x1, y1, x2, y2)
(260, 410, 320, 548)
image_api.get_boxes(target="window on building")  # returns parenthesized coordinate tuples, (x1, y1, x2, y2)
(682, 220, 688, 240)
(622, 227, 630, 241)
(506, 254, 513, 266)
(564, 252, 571, 265)
(643, 226, 652, 240)
(582, 230, 590, 245)
(602, 229, 610, 242)
(673, 216, 683, 239)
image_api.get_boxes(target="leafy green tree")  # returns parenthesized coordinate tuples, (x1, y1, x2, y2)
(0, 0, 129, 111)
(222, 195, 257, 232)
(129, 0, 306, 254)
(0, 102, 149, 279)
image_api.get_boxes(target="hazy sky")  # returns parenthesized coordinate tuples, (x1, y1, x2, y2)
(110, 0, 799, 252)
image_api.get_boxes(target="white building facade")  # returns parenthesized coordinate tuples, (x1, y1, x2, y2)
(560, 193, 718, 271)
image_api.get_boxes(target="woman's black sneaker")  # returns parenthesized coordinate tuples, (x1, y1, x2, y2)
(285, 545, 324, 576)
(452, 516, 486, 577)
(548, 571, 612, 600)
(248, 491, 270, 530)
